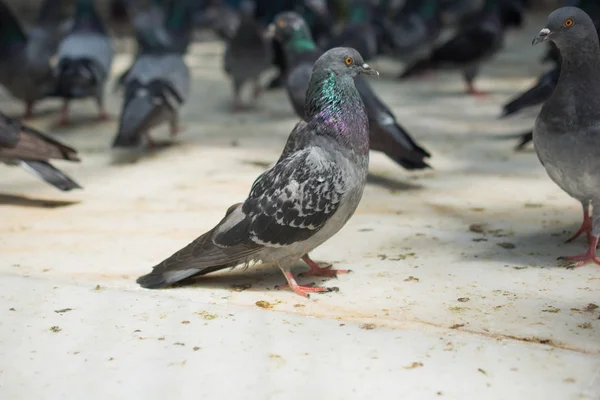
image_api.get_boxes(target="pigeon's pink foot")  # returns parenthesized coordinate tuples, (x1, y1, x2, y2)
(418, 71, 436, 80)
(300, 254, 350, 278)
(566, 208, 592, 244)
(55, 103, 70, 126)
(170, 125, 184, 137)
(466, 86, 488, 97)
(144, 131, 156, 148)
(97, 111, 110, 121)
(559, 236, 600, 268)
(252, 85, 262, 100)
(233, 100, 246, 113)
(277, 270, 337, 298)
(22, 103, 34, 119)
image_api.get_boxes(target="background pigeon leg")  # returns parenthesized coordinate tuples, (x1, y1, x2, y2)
(56, 101, 70, 126)
(169, 114, 182, 137)
(96, 95, 110, 121)
(252, 80, 262, 100)
(22, 102, 34, 119)
(463, 66, 486, 96)
(277, 267, 333, 298)
(144, 131, 156, 148)
(565, 201, 592, 244)
(300, 254, 350, 278)
(232, 80, 245, 112)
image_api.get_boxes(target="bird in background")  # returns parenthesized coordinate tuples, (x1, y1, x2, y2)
(137, 47, 378, 297)
(270, 11, 431, 170)
(531, 6, 600, 267)
(0, 113, 81, 191)
(50, 0, 114, 126)
(0, 0, 67, 119)
(223, 0, 272, 111)
(113, 0, 193, 149)
(399, 0, 506, 96)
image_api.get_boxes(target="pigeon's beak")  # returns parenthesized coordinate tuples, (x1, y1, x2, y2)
(263, 24, 275, 40)
(359, 63, 379, 77)
(532, 28, 551, 45)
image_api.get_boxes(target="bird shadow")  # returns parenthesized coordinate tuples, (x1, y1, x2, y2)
(367, 172, 423, 191)
(0, 193, 80, 208)
(110, 141, 178, 165)
(172, 261, 339, 293)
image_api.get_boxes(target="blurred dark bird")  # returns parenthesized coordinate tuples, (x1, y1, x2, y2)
(224, 1, 272, 111)
(324, 0, 383, 61)
(439, 0, 485, 25)
(381, 0, 442, 62)
(137, 47, 376, 297)
(399, 0, 505, 96)
(0, 113, 81, 191)
(50, 0, 114, 125)
(0, 0, 69, 118)
(272, 11, 431, 170)
(113, 0, 193, 149)
(501, 65, 560, 118)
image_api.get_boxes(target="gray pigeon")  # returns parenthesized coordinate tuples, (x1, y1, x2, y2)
(532, 7, 600, 267)
(0, 113, 81, 191)
(0, 0, 67, 118)
(113, 0, 193, 148)
(223, 1, 272, 111)
(50, 0, 114, 125)
(271, 12, 431, 170)
(137, 47, 378, 297)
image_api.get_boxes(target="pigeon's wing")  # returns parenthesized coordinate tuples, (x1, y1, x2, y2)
(501, 66, 559, 117)
(219, 143, 349, 248)
(0, 114, 21, 148)
(0, 120, 79, 162)
(0, 1, 27, 50)
(285, 63, 312, 118)
(427, 26, 498, 65)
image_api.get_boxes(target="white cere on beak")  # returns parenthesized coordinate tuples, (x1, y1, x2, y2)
(362, 63, 370, 69)
(540, 28, 551, 35)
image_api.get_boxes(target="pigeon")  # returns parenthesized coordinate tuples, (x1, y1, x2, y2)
(382, 0, 442, 62)
(501, 65, 560, 118)
(0, 113, 81, 191)
(137, 47, 378, 297)
(113, 0, 193, 149)
(223, 1, 272, 110)
(0, 0, 66, 118)
(271, 12, 431, 170)
(51, 0, 114, 125)
(532, 7, 600, 267)
(399, 0, 505, 96)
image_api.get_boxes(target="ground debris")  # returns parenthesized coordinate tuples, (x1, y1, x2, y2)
(54, 308, 73, 314)
(195, 311, 218, 320)
(497, 242, 516, 249)
(231, 284, 252, 292)
(403, 362, 423, 369)
(478, 368, 487, 376)
(49, 326, 61, 333)
(449, 324, 465, 329)
(360, 323, 377, 330)
(404, 276, 420, 282)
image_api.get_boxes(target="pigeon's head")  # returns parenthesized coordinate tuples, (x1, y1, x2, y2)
(533, 7, 597, 48)
(267, 12, 312, 44)
(313, 47, 379, 78)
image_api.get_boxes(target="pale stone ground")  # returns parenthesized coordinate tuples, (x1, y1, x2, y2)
(1, 15, 599, 400)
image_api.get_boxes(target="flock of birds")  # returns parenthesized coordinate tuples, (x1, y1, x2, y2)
(0, 0, 598, 297)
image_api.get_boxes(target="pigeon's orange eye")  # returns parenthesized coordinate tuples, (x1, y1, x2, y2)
(277, 20, 286, 28)
(344, 57, 353, 66)
(564, 18, 574, 27)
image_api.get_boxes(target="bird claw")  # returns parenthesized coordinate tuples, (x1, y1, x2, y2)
(97, 111, 111, 121)
(299, 265, 351, 278)
(557, 253, 600, 269)
(275, 283, 338, 298)
(466, 88, 488, 97)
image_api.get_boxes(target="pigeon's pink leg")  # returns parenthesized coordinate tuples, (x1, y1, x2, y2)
(252, 82, 262, 100)
(559, 236, 600, 268)
(276, 268, 333, 298)
(466, 84, 488, 97)
(565, 205, 592, 244)
(300, 254, 351, 278)
(97, 110, 110, 121)
(144, 131, 156, 148)
(56, 101, 70, 126)
(22, 102, 34, 119)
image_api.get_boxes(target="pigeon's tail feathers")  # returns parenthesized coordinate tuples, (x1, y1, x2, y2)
(398, 59, 433, 79)
(137, 204, 263, 289)
(72, 0, 109, 35)
(113, 82, 165, 148)
(50, 59, 98, 99)
(514, 131, 533, 151)
(372, 120, 432, 170)
(20, 160, 81, 191)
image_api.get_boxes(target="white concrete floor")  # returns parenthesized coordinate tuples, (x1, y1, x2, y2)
(1, 17, 599, 400)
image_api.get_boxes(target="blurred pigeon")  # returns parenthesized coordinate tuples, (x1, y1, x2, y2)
(113, 1, 192, 148)
(0, 113, 81, 191)
(324, 0, 382, 62)
(439, 0, 484, 25)
(399, 0, 504, 96)
(513, 130, 532, 151)
(382, 0, 442, 62)
(532, 7, 600, 267)
(224, 1, 272, 110)
(501, 65, 560, 118)
(0, 0, 66, 118)
(137, 47, 377, 297)
(271, 12, 431, 170)
(51, 0, 114, 125)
